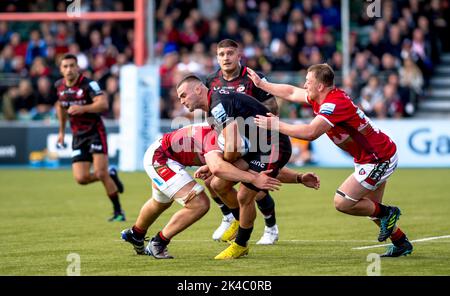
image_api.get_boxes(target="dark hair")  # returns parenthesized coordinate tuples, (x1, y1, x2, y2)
(61, 53, 78, 63)
(217, 39, 240, 49)
(176, 73, 203, 89)
(307, 63, 335, 87)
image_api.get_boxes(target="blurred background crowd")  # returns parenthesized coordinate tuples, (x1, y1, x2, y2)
(0, 0, 449, 123)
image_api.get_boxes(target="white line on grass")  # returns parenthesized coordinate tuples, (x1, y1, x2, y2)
(352, 234, 450, 250)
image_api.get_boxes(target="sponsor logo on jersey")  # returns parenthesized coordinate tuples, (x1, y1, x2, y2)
(236, 85, 246, 92)
(250, 160, 266, 169)
(90, 144, 103, 151)
(319, 103, 336, 115)
(211, 103, 228, 123)
(89, 81, 101, 93)
(213, 86, 221, 91)
(76, 89, 84, 97)
(359, 168, 366, 175)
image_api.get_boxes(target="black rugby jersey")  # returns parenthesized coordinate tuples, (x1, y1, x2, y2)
(205, 66, 273, 103)
(55, 75, 105, 137)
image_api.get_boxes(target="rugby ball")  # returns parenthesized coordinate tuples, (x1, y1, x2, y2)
(217, 133, 251, 156)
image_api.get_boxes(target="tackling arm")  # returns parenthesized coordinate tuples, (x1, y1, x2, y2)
(204, 151, 281, 191)
(222, 120, 244, 163)
(247, 68, 308, 104)
(255, 114, 331, 141)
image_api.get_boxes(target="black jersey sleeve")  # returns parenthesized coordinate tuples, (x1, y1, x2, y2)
(85, 78, 103, 98)
(209, 91, 236, 130)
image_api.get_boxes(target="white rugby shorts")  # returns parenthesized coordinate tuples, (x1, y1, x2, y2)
(353, 152, 398, 191)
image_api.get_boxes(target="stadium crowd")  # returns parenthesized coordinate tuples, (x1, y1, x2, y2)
(0, 0, 449, 123)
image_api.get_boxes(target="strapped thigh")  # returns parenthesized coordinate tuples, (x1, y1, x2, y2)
(336, 189, 359, 203)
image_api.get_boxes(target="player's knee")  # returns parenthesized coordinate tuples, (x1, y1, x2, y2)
(210, 178, 230, 194)
(237, 192, 253, 206)
(186, 193, 210, 216)
(197, 194, 210, 215)
(74, 175, 90, 185)
(94, 169, 108, 181)
(333, 194, 352, 213)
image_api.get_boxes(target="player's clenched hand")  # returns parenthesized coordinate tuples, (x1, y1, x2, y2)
(67, 105, 86, 115)
(246, 67, 261, 87)
(300, 172, 320, 190)
(254, 113, 279, 131)
(194, 165, 212, 180)
(253, 169, 281, 191)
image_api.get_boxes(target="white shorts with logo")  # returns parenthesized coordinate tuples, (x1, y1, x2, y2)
(143, 139, 195, 205)
(353, 152, 398, 191)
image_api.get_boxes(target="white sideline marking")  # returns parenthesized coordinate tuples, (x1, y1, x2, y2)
(352, 235, 450, 250)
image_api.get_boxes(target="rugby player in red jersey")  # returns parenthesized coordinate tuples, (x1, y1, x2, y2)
(249, 64, 413, 257)
(55, 54, 125, 221)
(120, 124, 285, 259)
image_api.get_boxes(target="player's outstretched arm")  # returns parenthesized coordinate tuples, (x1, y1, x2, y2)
(296, 172, 320, 190)
(255, 113, 331, 141)
(204, 151, 281, 191)
(247, 67, 307, 104)
(276, 168, 320, 190)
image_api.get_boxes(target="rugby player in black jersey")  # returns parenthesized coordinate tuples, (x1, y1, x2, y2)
(205, 39, 284, 245)
(177, 74, 294, 259)
(55, 54, 125, 221)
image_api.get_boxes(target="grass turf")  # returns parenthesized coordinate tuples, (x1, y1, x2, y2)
(0, 168, 449, 276)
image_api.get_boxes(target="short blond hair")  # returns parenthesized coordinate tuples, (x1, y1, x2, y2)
(307, 63, 335, 87)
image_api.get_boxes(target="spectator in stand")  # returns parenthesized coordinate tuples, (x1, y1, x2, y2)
(10, 32, 27, 59)
(383, 83, 403, 119)
(319, 0, 340, 28)
(387, 71, 414, 118)
(33, 76, 56, 120)
(25, 30, 47, 66)
(386, 24, 403, 59)
(399, 57, 424, 98)
(0, 44, 14, 73)
(358, 75, 384, 118)
(14, 79, 37, 120)
(2, 87, 19, 120)
(0, 21, 12, 49)
(68, 43, 89, 70)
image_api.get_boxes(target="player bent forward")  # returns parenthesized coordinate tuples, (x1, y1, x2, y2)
(120, 124, 281, 259)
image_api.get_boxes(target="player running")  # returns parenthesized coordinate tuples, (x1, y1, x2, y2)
(55, 53, 125, 221)
(248, 63, 413, 257)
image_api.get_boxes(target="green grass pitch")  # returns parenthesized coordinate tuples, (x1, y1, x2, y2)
(1, 168, 449, 276)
